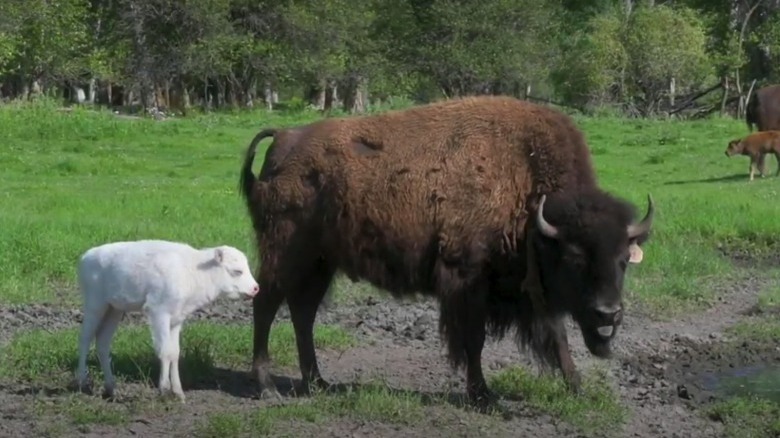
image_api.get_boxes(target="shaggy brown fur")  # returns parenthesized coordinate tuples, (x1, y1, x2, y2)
(238, 95, 654, 408)
(725, 130, 780, 181)
(746, 85, 780, 132)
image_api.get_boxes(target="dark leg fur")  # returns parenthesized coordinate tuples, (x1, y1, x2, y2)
(550, 317, 582, 393)
(436, 262, 493, 409)
(251, 271, 286, 399)
(287, 259, 336, 395)
(514, 310, 582, 395)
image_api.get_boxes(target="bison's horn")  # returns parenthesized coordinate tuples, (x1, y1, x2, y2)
(536, 195, 559, 239)
(627, 194, 654, 240)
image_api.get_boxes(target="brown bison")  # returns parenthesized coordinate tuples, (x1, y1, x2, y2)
(746, 84, 780, 132)
(725, 130, 780, 181)
(238, 95, 654, 408)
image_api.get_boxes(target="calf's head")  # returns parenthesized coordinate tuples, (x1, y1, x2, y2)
(725, 139, 744, 156)
(211, 246, 260, 299)
(531, 191, 653, 358)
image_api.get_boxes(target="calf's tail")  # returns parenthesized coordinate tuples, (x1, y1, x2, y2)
(239, 128, 277, 202)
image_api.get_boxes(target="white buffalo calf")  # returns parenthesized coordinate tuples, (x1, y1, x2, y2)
(75, 239, 260, 401)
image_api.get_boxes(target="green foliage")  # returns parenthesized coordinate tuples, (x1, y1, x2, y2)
(0, 0, 777, 115)
(624, 4, 713, 104)
(553, 8, 627, 107)
(7, 0, 91, 82)
(554, 3, 713, 113)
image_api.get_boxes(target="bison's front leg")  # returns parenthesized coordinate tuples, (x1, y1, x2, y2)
(464, 309, 491, 409)
(550, 317, 582, 394)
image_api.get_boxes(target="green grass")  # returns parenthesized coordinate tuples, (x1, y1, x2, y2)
(0, 321, 354, 387)
(729, 318, 780, 342)
(707, 397, 780, 438)
(490, 366, 628, 435)
(194, 383, 425, 437)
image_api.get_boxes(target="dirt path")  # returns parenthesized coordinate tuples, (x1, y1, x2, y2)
(0, 269, 775, 437)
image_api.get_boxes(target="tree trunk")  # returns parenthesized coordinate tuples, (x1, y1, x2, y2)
(264, 81, 274, 110)
(343, 75, 368, 114)
(324, 79, 338, 111)
(720, 76, 730, 116)
(87, 78, 97, 104)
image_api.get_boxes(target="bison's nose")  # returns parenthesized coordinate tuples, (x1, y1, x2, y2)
(594, 305, 622, 325)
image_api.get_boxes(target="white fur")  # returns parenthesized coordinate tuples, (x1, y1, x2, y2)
(75, 239, 259, 401)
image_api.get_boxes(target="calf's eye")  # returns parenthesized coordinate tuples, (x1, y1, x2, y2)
(232, 269, 243, 276)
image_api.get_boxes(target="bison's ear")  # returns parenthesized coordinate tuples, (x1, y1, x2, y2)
(628, 242, 643, 264)
(214, 247, 224, 264)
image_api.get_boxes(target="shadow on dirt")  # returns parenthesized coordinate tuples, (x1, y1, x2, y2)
(240, 371, 514, 416)
(717, 245, 780, 270)
(663, 174, 748, 186)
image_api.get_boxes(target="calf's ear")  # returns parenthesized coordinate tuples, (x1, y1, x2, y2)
(214, 248, 224, 264)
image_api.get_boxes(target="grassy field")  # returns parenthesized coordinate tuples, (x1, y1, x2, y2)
(1, 98, 779, 436)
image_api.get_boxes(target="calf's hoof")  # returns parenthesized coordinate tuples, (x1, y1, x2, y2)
(101, 387, 116, 401)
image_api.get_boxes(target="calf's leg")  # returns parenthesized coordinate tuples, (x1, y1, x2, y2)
(76, 302, 109, 392)
(774, 151, 780, 176)
(148, 311, 174, 396)
(94, 307, 124, 399)
(169, 323, 185, 401)
(287, 259, 336, 394)
(758, 153, 768, 176)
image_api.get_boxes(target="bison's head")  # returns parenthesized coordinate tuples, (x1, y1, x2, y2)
(531, 190, 653, 358)
(725, 139, 744, 156)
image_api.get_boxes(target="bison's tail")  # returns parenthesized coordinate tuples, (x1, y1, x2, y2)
(239, 129, 277, 201)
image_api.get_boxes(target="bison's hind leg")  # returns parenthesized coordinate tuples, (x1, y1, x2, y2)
(251, 267, 287, 399)
(287, 257, 336, 396)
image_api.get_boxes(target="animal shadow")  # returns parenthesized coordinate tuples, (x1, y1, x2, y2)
(246, 372, 515, 418)
(663, 173, 749, 186)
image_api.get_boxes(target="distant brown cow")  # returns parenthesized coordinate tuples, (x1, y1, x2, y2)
(238, 96, 654, 408)
(725, 130, 780, 181)
(746, 85, 780, 132)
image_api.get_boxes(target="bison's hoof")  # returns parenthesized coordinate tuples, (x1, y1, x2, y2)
(259, 388, 283, 401)
(565, 374, 583, 396)
(468, 389, 498, 413)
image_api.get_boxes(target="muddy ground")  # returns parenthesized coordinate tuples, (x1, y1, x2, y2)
(1, 260, 778, 438)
